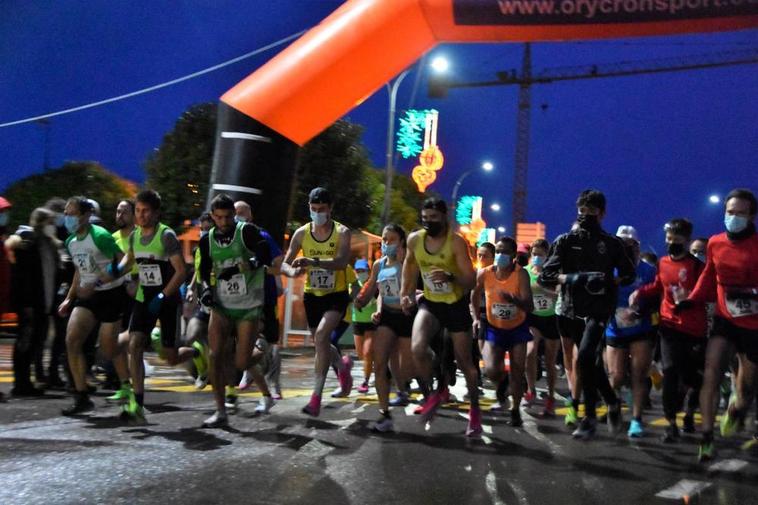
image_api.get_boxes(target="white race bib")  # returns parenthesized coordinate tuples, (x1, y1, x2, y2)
(492, 303, 518, 321)
(422, 271, 452, 295)
(138, 264, 163, 287)
(380, 277, 400, 298)
(73, 252, 95, 274)
(309, 268, 335, 290)
(219, 274, 248, 298)
(533, 294, 554, 312)
(726, 297, 758, 318)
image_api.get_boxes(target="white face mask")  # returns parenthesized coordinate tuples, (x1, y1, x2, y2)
(310, 210, 328, 226)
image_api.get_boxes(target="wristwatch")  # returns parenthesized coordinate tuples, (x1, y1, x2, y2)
(312, 257, 321, 267)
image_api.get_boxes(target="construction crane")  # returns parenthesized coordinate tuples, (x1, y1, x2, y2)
(429, 47, 758, 233)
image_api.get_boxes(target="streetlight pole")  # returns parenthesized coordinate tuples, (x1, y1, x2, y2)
(381, 69, 411, 226)
(450, 161, 493, 223)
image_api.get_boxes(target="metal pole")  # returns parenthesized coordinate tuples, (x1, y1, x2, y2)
(449, 168, 473, 226)
(381, 70, 410, 226)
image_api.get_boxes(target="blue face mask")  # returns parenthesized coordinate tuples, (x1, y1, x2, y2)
(495, 253, 511, 268)
(381, 243, 398, 258)
(0, 213, 8, 227)
(531, 256, 545, 267)
(234, 216, 246, 224)
(724, 214, 749, 234)
(64, 215, 80, 234)
(310, 210, 328, 226)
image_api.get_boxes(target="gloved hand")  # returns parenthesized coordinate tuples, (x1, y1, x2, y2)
(106, 262, 123, 278)
(199, 287, 214, 308)
(218, 265, 241, 282)
(148, 292, 165, 316)
(673, 299, 694, 314)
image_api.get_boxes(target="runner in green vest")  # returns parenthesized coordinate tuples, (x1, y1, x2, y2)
(114, 190, 208, 423)
(197, 194, 276, 428)
(58, 196, 129, 416)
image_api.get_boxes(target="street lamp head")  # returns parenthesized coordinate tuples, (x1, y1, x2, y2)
(497, 226, 506, 233)
(482, 161, 494, 172)
(709, 194, 721, 204)
(431, 56, 450, 74)
(490, 203, 501, 212)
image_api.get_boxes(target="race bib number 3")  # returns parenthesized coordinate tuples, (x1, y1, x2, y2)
(422, 272, 452, 295)
(726, 297, 758, 318)
(138, 264, 163, 287)
(492, 303, 518, 321)
(309, 268, 335, 290)
(220, 274, 247, 298)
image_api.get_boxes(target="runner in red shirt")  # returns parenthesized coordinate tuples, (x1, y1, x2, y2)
(679, 188, 758, 462)
(631, 218, 707, 443)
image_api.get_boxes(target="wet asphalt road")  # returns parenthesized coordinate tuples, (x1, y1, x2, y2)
(1, 344, 757, 505)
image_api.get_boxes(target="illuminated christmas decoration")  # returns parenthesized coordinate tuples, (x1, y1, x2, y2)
(396, 109, 433, 159)
(409, 110, 444, 193)
(478, 228, 495, 247)
(456, 195, 488, 247)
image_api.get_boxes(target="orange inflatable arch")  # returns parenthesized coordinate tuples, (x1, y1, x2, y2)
(208, 0, 756, 242)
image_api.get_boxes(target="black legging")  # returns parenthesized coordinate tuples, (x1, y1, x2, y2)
(659, 326, 705, 421)
(573, 316, 617, 419)
(12, 310, 49, 389)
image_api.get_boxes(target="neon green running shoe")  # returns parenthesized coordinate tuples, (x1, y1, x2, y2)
(106, 382, 133, 404)
(565, 405, 578, 427)
(150, 327, 163, 354)
(698, 440, 714, 463)
(192, 341, 209, 390)
(720, 407, 745, 438)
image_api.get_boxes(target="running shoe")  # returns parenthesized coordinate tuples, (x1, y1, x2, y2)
(106, 382, 133, 404)
(194, 373, 209, 391)
(272, 388, 283, 401)
(203, 411, 228, 428)
(238, 370, 253, 391)
(542, 397, 556, 417)
(389, 391, 410, 407)
(572, 417, 597, 440)
(466, 406, 483, 437)
(418, 391, 443, 423)
(521, 390, 535, 407)
(128, 404, 147, 426)
(254, 395, 275, 415)
(337, 355, 353, 396)
(357, 381, 369, 394)
(720, 406, 744, 438)
(490, 401, 508, 414)
(61, 396, 94, 416)
(510, 408, 523, 428)
(192, 341, 209, 385)
(331, 386, 349, 398)
(608, 401, 623, 435)
(627, 418, 644, 439)
(682, 413, 695, 434)
(565, 405, 579, 427)
(698, 439, 714, 463)
(224, 387, 238, 412)
(662, 424, 680, 443)
(439, 386, 451, 404)
(302, 393, 321, 417)
(371, 412, 394, 433)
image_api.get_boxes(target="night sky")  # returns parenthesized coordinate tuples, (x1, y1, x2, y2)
(1, 1, 756, 252)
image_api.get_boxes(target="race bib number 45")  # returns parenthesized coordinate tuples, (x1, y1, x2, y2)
(492, 303, 518, 321)
(138, 264, 163, 287)
(309, 268, 335, 290)
(726, 297, 758, 318)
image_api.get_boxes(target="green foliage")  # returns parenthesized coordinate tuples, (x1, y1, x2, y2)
(3, 161, 136, 231)
(144, 103, 217, 232)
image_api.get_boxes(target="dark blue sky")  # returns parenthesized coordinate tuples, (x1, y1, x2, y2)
(1, 1, 756, 251)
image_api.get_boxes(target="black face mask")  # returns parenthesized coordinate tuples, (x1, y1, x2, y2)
(422, 220, 444, 237)
(516, 254, 529, 267)
(576, 214, 599, 229)
(667, 242, 685, 257)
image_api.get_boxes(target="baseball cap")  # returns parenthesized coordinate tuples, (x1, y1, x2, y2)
(0, 197, 11, 211)
(616, 225, 639, 243)
(516, 242, 530, 254)
(308, 187, 332, 204)
(354, 259, 369, 271)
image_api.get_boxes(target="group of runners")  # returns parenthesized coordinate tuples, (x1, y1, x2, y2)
(4, 184, 757, 464)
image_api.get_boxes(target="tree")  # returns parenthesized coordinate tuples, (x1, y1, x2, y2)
(3, 161, 136, 230)
(144, 103, 217, 231)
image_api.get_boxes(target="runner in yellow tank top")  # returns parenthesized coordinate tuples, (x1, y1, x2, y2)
(471, 236, 534, 427)
(400, 198, 482, 436)
(283, 187, 354, 417)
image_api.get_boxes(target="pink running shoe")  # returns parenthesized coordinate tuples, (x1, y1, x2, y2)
(419, 391, 443, 423)
(302, 393, 321, 417)
(542, 397, 556, 417)
(357, 381, 369, 394)
(439, 386, 450, 404)
(337, 356, 353, 396)
(466, 406, 483, 438)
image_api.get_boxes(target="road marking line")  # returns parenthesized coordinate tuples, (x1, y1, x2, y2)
(655, 479, 711, 500)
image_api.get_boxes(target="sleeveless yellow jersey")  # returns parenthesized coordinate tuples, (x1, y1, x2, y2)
(413, 229, 464, 304)
(300, 220, 347, 296)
